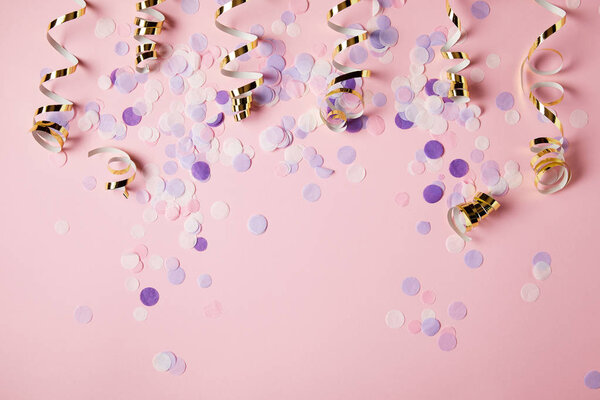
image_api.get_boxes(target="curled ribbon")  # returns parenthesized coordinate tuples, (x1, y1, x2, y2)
(440, 0, 470, 103)
(88, 147, 137, 198)
(448, 192, 500, 241)
(134, 0, 166, 74)
(30, 0, 87, 153)
(521, 0, 571, 194)
(320, 0, 372, 133)
(215, 0, 264, 122)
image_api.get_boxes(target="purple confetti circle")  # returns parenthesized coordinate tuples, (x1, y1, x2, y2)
(140, 287, 159, 306)
(584, 370, 600, 389)
(191, 161, 211, 182)
(402, 277, 421, 296)
(449, 159, 470, 178)
(194, 237, 208, 252)
(464, 250, 484, 269)
(471, 1, 490, 19)
(423, 184, 444, 204)
(422, 318, 441, 336)
(424, 140, 444, 159)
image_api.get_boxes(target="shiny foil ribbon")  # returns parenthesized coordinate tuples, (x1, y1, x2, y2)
(215, 0, 264, 121)
(448, 192, 500, 241)
(320, 0, 372, 133)
(440, 0, 470, 103)
(134, 0, 166, 74)
(88, 147, 137, 198)
(521, 0, 571, 194)
(30, 0, 87, 153)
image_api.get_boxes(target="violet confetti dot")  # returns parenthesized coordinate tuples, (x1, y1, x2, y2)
(471, 1, 490, 19)
(402, 277, 421, 296)
(449, 159, 470, 178)
(464, 249, 484, 269)
(584, 371, 600, 389)
(191, 161, 211, 182)
(197, 274, 213, 288)
(140, 287, 159, 306)
(337, 146, 356, 165)
(302, 183, 321, 202)
(168, 267, 186, 285)
(448, 301, 467, 320)
(495, 91, 515, 111)
(416, 221, 431, 235)
(533, 251, 551, 266)
(424, 140, 444, 159)
(438, 333, 457, 351)
(422, 318, 441, 336)
(194, 237, 208, 252)
(423, 184, 444, 203)
(247, 214, 268, 235)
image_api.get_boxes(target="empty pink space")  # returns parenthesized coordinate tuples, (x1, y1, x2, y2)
(1, 0, 599, 399)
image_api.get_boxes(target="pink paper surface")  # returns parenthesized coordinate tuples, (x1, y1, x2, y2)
(1, 0, 599, 398)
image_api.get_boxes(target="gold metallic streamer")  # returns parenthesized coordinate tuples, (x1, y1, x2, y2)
(320, 0, 372, 133)
(29, 0, 87, 153)
(448, 192, 500, 241)
(134, 0, 166, 74)
(440, 0, 470, 103)
(215, 0, 264, 122)
(521, 0, 571, 194)
(88, 147, 137, 199)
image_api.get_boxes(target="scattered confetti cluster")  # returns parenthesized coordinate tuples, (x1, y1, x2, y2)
(520, 251, 553, 303)
(386, 277, 467, 352)
(153, 351, 187, 375)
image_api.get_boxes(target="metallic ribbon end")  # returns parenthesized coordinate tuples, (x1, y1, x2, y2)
(134, 0, 166, 74)
(448, 192, 500, 241)
(440, 0, 470, 104)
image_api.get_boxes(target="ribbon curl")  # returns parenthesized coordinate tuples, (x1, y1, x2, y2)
(521, 0, 570, 194)
(215, 0, 264, 122)
(88, 147, 137, 198)
(440, 0, 470, 103)
(448, 192, 500, 241)
(30, 0, 87, 153)
(134, 0, 166, 74)
(320, 0, 372, 133)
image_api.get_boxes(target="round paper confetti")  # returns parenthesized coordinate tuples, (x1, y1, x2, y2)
(416, 221, 431, 235)
(133, 307, 148, 321)
(407, 320, 422, 334)
(54, 220, 70, 235)
(464, 250, 483, 269)
(584, 370, 600, 389)
(302, 183, 321, 202)
(385, 310, 405, 329)
(533, 251, 551, 265)
(471, 1, 490, 19)
(448, 301, 467, 320)
(422, 318, 441, 336)
(424, 140, 444, 159)
(152, 352, 172, 372)
(346, 164, 366, 183)
(74, 305, 93, 324)
(140, 287, 160, 307)
(337, 146, 357, 164)
(423, 184, 444, 203)
(245, 213, 268, 235)
(445, 235, 466, 253)
(210, 201, 230, 220)
(520, 283, 540, 302)
(569, 109, 588, 129)
(496, 92, 514, 111)
(438, 333, 457, 351)
(486, 53, 501, 69)
(532, 261, 552, 281)
(395, 192, 409, 207)
(402, 277, 421, 296)
(197, 274, 212, 288)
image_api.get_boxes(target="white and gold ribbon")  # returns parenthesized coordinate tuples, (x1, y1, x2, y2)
(30, 0, 87, 153)
(521, 0, 570, 194)
(448, 192, 500, 241)
(134, 0, 166, 74)
(215, 0, 264, 122)
(88, 147, 137, 198)
(440, 0, 470, 103)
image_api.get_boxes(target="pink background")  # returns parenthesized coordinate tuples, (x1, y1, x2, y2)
(1, 0, 600, 398)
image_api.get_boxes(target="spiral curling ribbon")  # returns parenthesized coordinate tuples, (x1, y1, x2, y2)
(521, 0, 571, 194)
(447, 192, 500, 241)
(29, 0, 87, 153)
(215, 0, 264, 122)
(320, 0, 373, 133)
(440, 0, 470, 103)
(88, 147, 137, 199)
(134, 0, 166, 74)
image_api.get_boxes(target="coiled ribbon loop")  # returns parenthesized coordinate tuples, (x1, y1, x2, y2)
(440, 0, 470, 103)
(88, 147, 137, 199)
(448, 192, 500, 241)
(30, 0, 87, 153)
(521, 0, 570, 194)
(134, 0, 166, 74)
(320, 0, 372, 133)
(215, 0, 264, 122)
